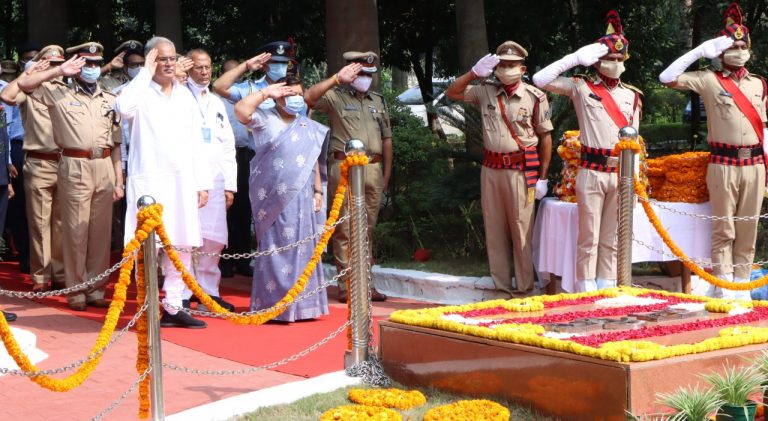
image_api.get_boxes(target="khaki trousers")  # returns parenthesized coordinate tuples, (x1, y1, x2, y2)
(481, 167, 535, 293)
(328, 159, 383, 293)
(575, 168, 619, 283)
(23, 157, 64, 287)
(706, 163, 765, 279)
(58, 157, 115, 305)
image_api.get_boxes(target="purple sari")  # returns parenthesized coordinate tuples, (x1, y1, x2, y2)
(249, 112, 330, 321)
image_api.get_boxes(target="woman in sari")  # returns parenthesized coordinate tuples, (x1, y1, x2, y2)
(235, 76, 330, 322)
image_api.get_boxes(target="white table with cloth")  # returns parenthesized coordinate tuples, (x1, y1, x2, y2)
(532, 197, 712, 292)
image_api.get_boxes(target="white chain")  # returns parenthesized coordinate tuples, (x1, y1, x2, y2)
(0, 251, 137, 299)
(163, 268, 350, 318)
(163, 320, 351, 375)
(0, 297, 149, 377)
(90, 366, 152, 421)
(169, 214, 349, 259)
(632, 237, 768, 268)
(637, 195, 768, 222)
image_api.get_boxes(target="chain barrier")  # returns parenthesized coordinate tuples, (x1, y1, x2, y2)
(90, 366, 152, 421)
(162, 267, 350, 318)
(0, 297, 149, 377)
(169, 214, 349, 259)
(632, 237, 768, 269)
(637, 195, 768, 222)
(163, 320, 351, 375)
(0, 251, 137, 299)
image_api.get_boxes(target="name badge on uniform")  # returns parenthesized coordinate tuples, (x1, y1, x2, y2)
(719, 91, 733, 98)
(202, 127, 212, 143)
(588, 93, 602, 101)
(70, 101, 82, 107)
(344, 104, 358, 111)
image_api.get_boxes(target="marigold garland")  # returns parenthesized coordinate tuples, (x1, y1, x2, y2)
(319, 404, 402, 421)
(348, 388, 426, 409)
(704, 299, 754, 313)
(424, 399, 510, 421)
(135, 251, 150, 418)
(158, 155, 367, 325)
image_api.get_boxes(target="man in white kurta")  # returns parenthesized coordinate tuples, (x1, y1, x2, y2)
(185, 49, 237, 311)
(116, 37, 212, 329)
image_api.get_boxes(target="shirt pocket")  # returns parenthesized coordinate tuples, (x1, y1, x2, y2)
(584, 99, 605, 122)
(65, 108, 86, 125)
(713, 96, 735, 120)
(341, 109, 361, 122)
(751, 94, 766, 119)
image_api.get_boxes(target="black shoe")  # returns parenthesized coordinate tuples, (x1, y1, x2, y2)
(160, 310, 207, 329)
(2, 311, 16, 322)
(212, 296, 235, 312)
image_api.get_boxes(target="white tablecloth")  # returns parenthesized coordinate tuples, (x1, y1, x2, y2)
(532, 198, 712, 292)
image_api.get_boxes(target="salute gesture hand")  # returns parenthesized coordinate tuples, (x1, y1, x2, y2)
(699, 36, 734, 59)
(262, 82, 294, 99)
(110, 51, 126, 70)
(176, 56, 193, 74)
(59, 55, 87, 77)
(25, 59, 50, 75)
(246, 53, 272, 72)
(471, 54, 500, 78)
(145, 48, 159, 77)
(337, 63, 362, 84)
(575, 43, 609, 67)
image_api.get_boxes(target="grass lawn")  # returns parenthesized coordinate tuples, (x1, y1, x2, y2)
(378, 255, 490, 277)
(231, 383, 557, 421)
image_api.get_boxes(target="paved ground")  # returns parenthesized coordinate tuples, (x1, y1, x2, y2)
(0, 273, 431, 421)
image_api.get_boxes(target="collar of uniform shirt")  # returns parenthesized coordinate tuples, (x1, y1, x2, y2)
(499, 81, 522, 97)
(595, 73, 620, 90)
(722, 65, 748, 81)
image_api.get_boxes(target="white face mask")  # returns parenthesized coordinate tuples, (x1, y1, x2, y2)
(351, 75, 373, 92)
(599, 60, 625, 79)
(187, 78, 209, 96)
(494, 67, 523, 85)
(723, 49, 750, 67)
(127, 66, 142, 79)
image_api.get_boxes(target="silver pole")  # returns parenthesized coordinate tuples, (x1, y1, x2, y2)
(617, 126, 639, 287)
(138, 195, 165, 420)
(344, 139, 370, 367)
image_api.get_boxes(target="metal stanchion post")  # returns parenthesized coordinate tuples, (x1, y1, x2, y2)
(344, 139, 371, 368)
(617, 126, 638, 287)
(137, 195, 165, 420)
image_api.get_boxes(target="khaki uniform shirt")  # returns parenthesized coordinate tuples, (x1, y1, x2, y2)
(313, 86, 392, 154)
(32, 80, 121, 150)
(100, 71, 129, 93)
(15, 91, 58, 153)
(544, 76, 641, 148)
(675, 69, 767, 146)
(464, 82, 553, 152)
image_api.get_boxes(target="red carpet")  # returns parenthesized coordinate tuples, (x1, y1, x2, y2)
(0, 257, 383, 378)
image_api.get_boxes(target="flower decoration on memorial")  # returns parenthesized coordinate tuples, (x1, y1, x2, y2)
(319, 404, 402, 421)
(348, 388, 427, 409)
(390, 287, 768, 363)
(554, 130, 581, 203)
(645, 151, 709, 203)
(423, 399, 510, 421)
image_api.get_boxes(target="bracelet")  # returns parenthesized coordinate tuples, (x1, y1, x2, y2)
(333, 73, 341, 86)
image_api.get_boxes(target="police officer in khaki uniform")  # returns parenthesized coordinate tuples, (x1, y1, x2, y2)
(533, 10, 642, 293)
(446, 41, 553, 295)
(0, 46, 66, 292)
(99, 40, 144, 93)
(304, 51, 391, 303)
(659, 2, 765, 300)
(18, 42, 124, 310)
(0, 60, 18, 83)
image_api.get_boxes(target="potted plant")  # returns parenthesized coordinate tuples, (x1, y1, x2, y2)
(701, 365, 767, 421)
(654, 385, 724, 421)
(748, 350, 768, 407)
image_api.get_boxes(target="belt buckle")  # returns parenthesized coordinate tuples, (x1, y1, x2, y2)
(606, 156, 619, 168)
(91, 148, 103, 159)
(502, 154, 511, 167)
(738, 148, 751, 160)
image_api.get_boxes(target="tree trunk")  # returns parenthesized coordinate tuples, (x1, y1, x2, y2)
(325, 0, 381, 90)
(96, 1, 114, 56)
(455, 0, 489, 73)
(155, 0, 183, 51)
(27, 0, 68, 47)
(689, 2, 703, 150)
(392, 66, 409, 92)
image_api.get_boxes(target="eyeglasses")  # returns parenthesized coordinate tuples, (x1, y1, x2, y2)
(126, 62, 145, 68)
(156, 56, 178, 64)
(192, 65, 212, 72)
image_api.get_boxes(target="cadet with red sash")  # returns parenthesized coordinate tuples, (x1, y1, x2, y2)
(447, 41, 554, 295)
(659, 2, 766, 299)
(533, 10, 642, 293)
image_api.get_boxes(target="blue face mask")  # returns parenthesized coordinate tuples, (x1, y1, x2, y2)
(267, 63, 288, 81)
(80, 66, 101, 84)
(282, 95, 306, 115)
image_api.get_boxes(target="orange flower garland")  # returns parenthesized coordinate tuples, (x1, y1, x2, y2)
(159, 155, 367, 325)
(424, 399, 510, 421)
(320, 404, 402, 421)
(135, 252, 150, 419)
(348, 388, 427, 409)
(645, 152, 709, 203)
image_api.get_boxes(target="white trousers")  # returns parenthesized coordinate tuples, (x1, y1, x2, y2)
(191, 239, 225, 297)
(161, 249, 192, 314)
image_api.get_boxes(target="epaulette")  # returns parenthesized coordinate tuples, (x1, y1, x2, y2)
(572, 73, 593, 82)
(621, 82, 643, 96)
(369, 91, 384, 97)
(479, 78, 501, 87)
(525, 84, 547, 102)
(103, 90, 117, 98)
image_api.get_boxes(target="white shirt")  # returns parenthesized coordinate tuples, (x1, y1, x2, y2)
(117, 68, 212, 247)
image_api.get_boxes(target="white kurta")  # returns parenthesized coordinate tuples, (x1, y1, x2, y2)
(187, 86, 237, 245)
(117, 68, 212, 247)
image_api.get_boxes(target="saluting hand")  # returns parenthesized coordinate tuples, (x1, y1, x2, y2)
(145, 48, 159, 77)
(176, 56, 193, 75)
(59, 55, 87, 77)
(110, 51, 126, 70)
(699, 36, 734, 59)
(575, 43, 609, 67)
(246, 53, 272, 72)
(25, 59, 50, 75)
(337, 63, 362, 84)
(262, 82, 294, 99)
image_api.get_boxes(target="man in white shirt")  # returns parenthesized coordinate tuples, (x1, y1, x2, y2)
(185, 48, 237, 311)
(116, 36, 212, 329)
